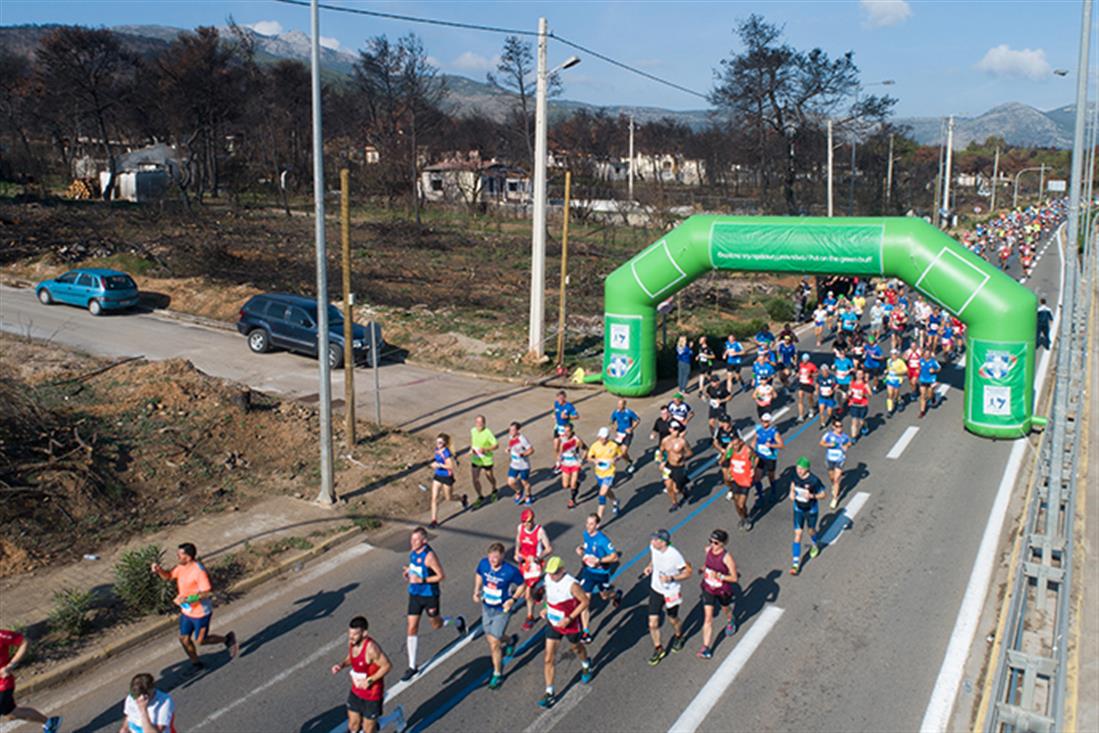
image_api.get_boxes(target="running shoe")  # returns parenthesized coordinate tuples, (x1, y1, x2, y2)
(627, 462, 636, 475)
(460, 494, 469, 509)
(790, 562, 800, 576)
(400, 667, 418, 682)
(745, 518, 754, 532)
(829, 497, 839, 510)
(726, 619, 737, 636)
(726, 490, 734, 502)
(538, 692, 557, 709)
(580, 664, 593, 684)
(225, 631, 239, 659)
(809, 544, 820, 559)
(490, 490, 499, 503)
(919, 410, 926, 418)
(671, 634, 686, 653)
(428, 520, 438, 530)
(612, 500, 620, 516)
(668, 503, 679, 513)
(697, 646, 713, 660)
(612, 588, 623, 610)
(417, 484, 429, 492)
(504, 634, 518, 658)
(648, 646, 667, 666)
(514, 494, 523, 505)
(524, 497, 533, 506)
(522, 616, 535, 631)
(455, 615, 468, 637)
(473, 496, 485, 510)
(488, 674, 504, 690)
(43, 717, 62, 733)
(581, 630, 594, 645)
(738, 518, 747, 530)
(567, 498, 576, 510)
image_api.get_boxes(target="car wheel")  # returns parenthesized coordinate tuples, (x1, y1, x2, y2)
(328, 343, 344, 369)
(37, 288, 53, 305)
(248, 329, 271, 353)
(88, 299, 103, 316)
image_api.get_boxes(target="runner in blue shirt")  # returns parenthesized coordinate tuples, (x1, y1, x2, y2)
(832, 350, 855, 406)
(753, 412, 784, 499)
(575, 513, 621, 643)
(820, 417, 853, 510)
(752, 352, 776, 386)
(777, 336, 797, 388)
(609, 398, 641, 473)
(839, 308, 859, 334)
(723, 334, 745, 393)
(552, 390, 579, 473)
(815, 364, 838, 428)
(473, 543, 525, 689)
(917, 354, 942, 418)
(926, 308, 943, 354)
(863, 336, 884, 393)
(753, 324, 775, 353)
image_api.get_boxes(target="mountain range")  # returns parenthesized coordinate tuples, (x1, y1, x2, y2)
(0, 22, 1083, 149)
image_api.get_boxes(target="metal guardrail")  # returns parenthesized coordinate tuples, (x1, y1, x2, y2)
(984, 222, 1094, 733)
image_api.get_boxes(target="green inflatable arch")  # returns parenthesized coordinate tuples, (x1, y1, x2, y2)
(602, 216, 1036, 439)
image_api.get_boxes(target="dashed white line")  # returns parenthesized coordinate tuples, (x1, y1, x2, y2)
(886, 426, 920, 459)
(818, 491, 871, 546)
(667, 605, 785, 733)
(521, 677, 595, 733)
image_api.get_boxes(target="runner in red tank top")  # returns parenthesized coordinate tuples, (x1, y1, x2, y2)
(331, 616, 392, 733)
(514, 509, 553, 630)
(846, 369, 871, 440)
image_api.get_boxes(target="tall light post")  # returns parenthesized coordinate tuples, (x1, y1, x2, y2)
(941, 115, 955, 221)
(309, 0, 335, 504)
(827, 119, 835, 216)
(527, 16, 580, 358)
(627, 114, 635, 203)
(1013, 166, 1052, 208)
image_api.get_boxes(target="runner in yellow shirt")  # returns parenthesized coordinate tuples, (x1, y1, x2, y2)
(586, 427, 623, 522)
(884, 349, 908, 415)
(469, 415, 499, 509)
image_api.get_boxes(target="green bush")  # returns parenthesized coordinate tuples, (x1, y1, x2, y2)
(764, 297, 796, 324)
(113, 545, 176, 616)
(49, 587, 93, 639)
(730, 319, 769, 340)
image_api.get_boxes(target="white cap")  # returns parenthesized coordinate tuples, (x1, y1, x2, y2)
(761, 412, 773, 422)
(597, 426, 610, 438)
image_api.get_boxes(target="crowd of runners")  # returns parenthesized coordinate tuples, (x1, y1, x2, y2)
(0, 201, 1066, 733)
(959, 199, 1066, 275)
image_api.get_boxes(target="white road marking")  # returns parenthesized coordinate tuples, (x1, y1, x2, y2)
(0, 543, 375, 733)
(818, 491, 870, 546)
(937, 383, 951, 399)
(919, 437, 1028, 732)
(920, 223, 1063, 732)
(886, 426, 920, 459)
(382, 627, 483, 703)
(667, 605, 785, 733)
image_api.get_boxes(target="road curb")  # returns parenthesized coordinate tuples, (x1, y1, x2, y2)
(18, 525, 365, 697)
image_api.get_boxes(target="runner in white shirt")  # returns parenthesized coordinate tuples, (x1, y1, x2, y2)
(504, 422, 535, 505)
(642, 529, 692, 666)
(120, 673, 176, 733)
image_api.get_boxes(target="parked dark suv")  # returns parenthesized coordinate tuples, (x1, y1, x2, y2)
(236, 293, 383, 368)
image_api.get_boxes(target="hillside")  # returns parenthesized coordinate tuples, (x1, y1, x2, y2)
(0, 22, 1080, 147)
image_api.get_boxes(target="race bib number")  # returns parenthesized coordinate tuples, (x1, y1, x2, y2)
(483, 583, 503, 605)
(826, 447, 845, 462)
(350, 670, 370, 687)
(546, 607, 566, 627)
(523, 560, 542, 581)
(794, 486, 811, 503)
(703, 569, 724, 589)
(663, 588, 682, 609)
(583, 554, 600, 568)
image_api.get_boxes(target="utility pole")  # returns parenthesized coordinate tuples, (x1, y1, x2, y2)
(1067, 0, 1093, 259)
(941, 115, 955, 221)
(990, 146, 1000, 213)
(310, 0, 335, 505)
(848, 135, 857, 216)
(627, 115, 635, 203)
(555, 170, 572, 370)
(527, 17, 549, 358)
(1038, 162, 1046, 203)
(884, 132, 895, 210)
(827, 119, 834, 217)
(339, 169, 355, 450)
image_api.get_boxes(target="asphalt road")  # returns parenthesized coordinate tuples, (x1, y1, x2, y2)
(0, 233, 1061, 733)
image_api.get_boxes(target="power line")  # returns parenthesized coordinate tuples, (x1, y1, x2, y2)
(270, 0, 709, 100)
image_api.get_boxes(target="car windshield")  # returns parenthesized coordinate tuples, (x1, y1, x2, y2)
(103, 275, 136, 290)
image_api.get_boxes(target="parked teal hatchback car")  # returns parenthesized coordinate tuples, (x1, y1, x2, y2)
(35, 268, 140, 315)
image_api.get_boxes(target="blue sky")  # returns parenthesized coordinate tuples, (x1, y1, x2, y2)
(0, 0, 1090, 117)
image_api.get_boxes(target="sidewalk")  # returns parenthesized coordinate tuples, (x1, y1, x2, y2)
(0, 494, 355, 630)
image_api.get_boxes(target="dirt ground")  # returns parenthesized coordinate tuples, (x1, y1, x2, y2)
(0, 335, 433, 578)
(0, 196, 797, 377)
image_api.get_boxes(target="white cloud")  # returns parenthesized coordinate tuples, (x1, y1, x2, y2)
(450, 51, 499, 72)
(976, 44, 1053, 80)
(859, 0, 912, 28)
(320, 36, 341, 50)
(247, 20, 283, 37)
(426, 55, 442, 69)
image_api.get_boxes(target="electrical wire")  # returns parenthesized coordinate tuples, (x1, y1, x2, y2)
(270, 0, 708, 100)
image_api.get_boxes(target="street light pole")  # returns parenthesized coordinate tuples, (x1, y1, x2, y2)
(1013, 166, 1049, 208)
(990, 146, 1000, 213)
(941, 115, 955, 220)
(528, 17, 549, 358)
(1038, 162, 1046, 202)
(627, 115, 635, 203)
(827, 119, 834, 217)
(884, 132, 895, 210)
(309, 0, 335, 504)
